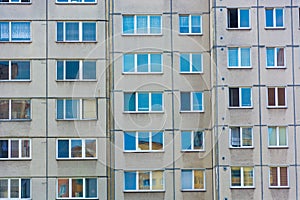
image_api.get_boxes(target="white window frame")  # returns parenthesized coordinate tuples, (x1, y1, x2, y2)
(122, 53, 163, 74)
(0, 178, 31, 199)
(0, 139, 31, 160)
(179, 14, 202, 35)
(227, 47, 251, 68)
(0, 21, 31, 42)
(228, 87, 253, 108)
(229, 127, 253, 148)
(123, 131, 164, 152)
(122, 15, 162, 35)
(56, 178, 98, 199)
(266, 47, 285, 68)
(0, 60, 31, 81)
(267, 87, 287, 108)
(56, 99, 97, 120)
(181, 131, 205, 151)
(0, 0, 31, 3)
(56, 138, 97, 160)
(268, 126, 288, 148)
(269, 166, 289, 188)
(181, 169, 206, 191)
(56, 21, 97, 42)
(123, 170, 165, 192)
(230, 166, 255, 188)
(56, 0, 96, 3)
(179, 53, 203, 73)
(227, 8, 251, 29)
(0, 99, 31, 121)
(56, 60, 97, 81)
(265, 8, 284, 28)
(180, 92, 204, 112)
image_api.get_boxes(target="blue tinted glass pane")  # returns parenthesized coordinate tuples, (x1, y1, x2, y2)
(0, 61, 9, 80)
(21, 179, 30, 198)
(124, 172, 136, 190)
(137, 16, 148, 34)
(84, 0, 96, 2)
(83, 61, 96, 79)
(56, 100, 64, 119)
(57, 22, 63, 41)
(150, 54, 162, 72)
(191, 16, 201, 33)
(58, 140, 69, 158)
(152, 132, 163, 150)
(66, 100, 79, 119)
(266, 9, 274, 27)
(124, 93, 136, 111)
(192, 54, 202, 72)
(181, 170, 192, 189)
(151, 93, 162, 111)
(193, 92, 203, 111)
(123, 54, 135, 72)
(276, 9, 283, 27)
(86, 178, 97, 198)
(11, 61, 30, 80)
(124, 132, 136, 150)
(181, 131, 191, 150)
(180, 54, 190, 72)
(179, 16, 189, 33)
(267, 48, 275, 66)
(240, 9, 249, 27)
(66, 22, 79, 41)
(0, 22, 9, 41)
(228, 48, 238, 66)
(57, 61, 64, 80)
(83, 22, 96, 41)
(11, 22, 30, 41)
(0, 140, 8, 158)
(241, 88, 251, 107)
(57, 0, 68, 2)
(138, 93, 149, 111)
(123, 16, 134, 34)
(137, 54, 148, 72)
(65, 61, 79, 79)
(181, 92, 190, 111)
(240, 48, 250, 66)
(150, 16, 161, 34)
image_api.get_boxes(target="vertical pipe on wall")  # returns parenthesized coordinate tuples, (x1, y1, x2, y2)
(45, 0, 49, 199)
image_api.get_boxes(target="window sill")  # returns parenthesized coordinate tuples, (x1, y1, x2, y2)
(230, 186, 255, 189)
(56, 79, 97, 82)
(124, 150, 164, 153)
(268, 146, 288, 149)
(178, 33, 203, 36)
(265, 27, 285, 30)
(56, 158, 98, 160)
(181, 189, 206, 192)
(227, 66, 252, 69)
(0, 80, 31, 82)
(266, 66, 286, 69)
(56, 118, 97, 121)
(269, 186, 289, 189)
(229, 146, 254, 149)
(180, 72, 203, 74)
(0, 2, 32, 4)
(124, 190, 165, 193)
(0, 40, 32, 43)
(0, 119, 32, 122)
(0, 158, 31, 161)
(180, 110, 204, 113)
(56, 2, 97, 5)
(267, 106, 287, 109)
(228, 106, 253, 109)
(56, 41, 97, 43)
(122, 72, 163, 75)
(226, 28, 251, 31)
(181, 150, 205, 152)
(122, 33, 162, 36)
(123, 111, 164, 114)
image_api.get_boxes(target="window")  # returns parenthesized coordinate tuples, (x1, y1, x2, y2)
(228, 47, 251, 68)
(179, 15, 202, 34)
(0, 139, 30, 160)
(56, 60, 96, 80)
(181, 169, 205, 190)
(266, 47, 285, 68)
(0, 60, 30, 81)
(181, 131, 204, 151)
(267, 87, 286, 107)
(0, 99, 31, 120)
(227, 8, 250, 29)
(180, 92, 203, 112)
(180, 53, 202, 73)
(57, 139, 96, 159)
(56, 99, 97, 120)
(123, 53, 162, 73)
(268, 127, 287, 147)
(0, 0, 30, 3)
(0, 179, 30, 199)
(56, 22, 96, 42)
(0, 22, 31, 42)
(269, 167, 288, 187)
(231, 167, 254, 188)
(57, 178, 97, 198)
(56, 0, 96, 3)
(230, 127, 253, 148)
(124, 92, 163, 112)
(265, 8, 284, 28)
(124, 171, 164, 191)
(123, 15, 162, 35)
(124, 131, 163, 152)
(229, 87, 252, 108)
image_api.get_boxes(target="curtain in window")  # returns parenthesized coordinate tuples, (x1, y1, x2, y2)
(138, 132, 150, 150)
(11, 22, 30, 41)
(0, 100, 9, 119)
(83, 99, 96, 119)
(151, 93, 162, 111)
(179, 16, 189, 33)
(241, 48, 250, 66)
(150, 54, 162, 72)
(192, 54, 202, 72)
(270, 167, 278, 186)
(268, 127, 277, 146)
(85, 140, 96, 158)
(152, 132, 163, 150)
(65, 99, 79, 119)
(21, 179, 30, 198)
(180, 54, 190, 72)
(268, 88, 275, 106)
(194, 170, 204, 189)
(279, 127, 287, 146)
(277, 88, 285, 106)
(231, 167, 241, 186)
(21, 140, 30, 158)
(85, 178, 97, 198)
(0, 61, 9, 80)
(194, 132, 203, 149)
(193, 92, 203, 111)
(137, 54, 148, 72)
(265, 9, 274, 27)
(277, 48, 284, 66)
(11, 100, 30, 119)
(242, 128, 252, 146)
(10, 179, 19, 198)
(181, 92, 191, 111)
(0, 180, 8, 198)
(11, 140, 19, 158)
(280, 167, 288, 186)
(275, 9, 283, 27)
(0, 22, 9, 41)
(0, 140, 8, 158)
(136, 16, 148, 34)
(138, 93, 149, 111)
(82, 22, 96, 41)
(65, 22, 79, 41)
(266, 48, 275, 66)
(72, 179, 83, 197)
(123, 16, 134, 34)
(12, 61, 30, 80)
(139, 171, 150, 190)
(241, 88, 251, 106)
(239, 9, 249, 28)
(228, 48, 238, 67)
(58, 179, 69, 197)
(181, 170, 192, 189)
(231, 128, 240, 147)
(191, 16, 201, 33)
(83, 61, 96, 79)
(243, 167, 253, 186)
(124, 172, 136, 190)
(152, 171, 163, 190)
(150, 16, 161, 34)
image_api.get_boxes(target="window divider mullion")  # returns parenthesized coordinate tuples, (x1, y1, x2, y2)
(191, 131, 194, 150)
(150, 171, 152, 190)
(9, 99, 12, 120)
(83, 178, 86, 198)
(63, 22, 66, 42)
(69, 139, 72, 158)
(9, 22, 11, 42)
(134, 16, 137, 34)
(240, 128, 243, 147)
(189, 15, 192, 34)
(8, 139, 11, 159)
(9, 61, 12, 80)
(79, 61, 83, 80)
(276, 127, 280, 146)
(82, 139, 85, 159)
(189, 54, 192, 72)
(149, 132, 152, 151)
(147, 16, 150, 34)
(277, 167, 281, 186)
(19, 139, 22, 159)
(134, 54, 137, 72)
(149, 93, 152, 111)
(190, 92, 193, 111)
(192, 170, 195, 189)
(241, 167, 244, 187)
(80, 99, 83, 120)
(79, 22, 83, 42)
(69, 178, 72, 198)
(136, 171, 139, 190)
(148, 54, 151, 72)
(135, 92, 138, 112)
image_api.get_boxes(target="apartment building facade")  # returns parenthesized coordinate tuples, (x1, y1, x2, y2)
(0, 0, 299, 200)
